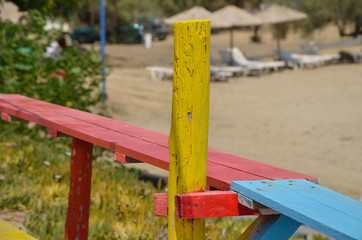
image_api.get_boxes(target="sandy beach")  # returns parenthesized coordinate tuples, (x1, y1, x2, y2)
(102, 25, 362, 200)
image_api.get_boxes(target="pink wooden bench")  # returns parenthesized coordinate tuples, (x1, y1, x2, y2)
(0, 94, 317, 239)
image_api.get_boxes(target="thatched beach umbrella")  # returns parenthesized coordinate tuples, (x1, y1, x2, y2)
(255, 4, 307, 58)
(165, 6, 231, 29)
(213, 5, 263, 64)
(0, 1, 25, 23)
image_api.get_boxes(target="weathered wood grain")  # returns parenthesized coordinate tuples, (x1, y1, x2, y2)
(232, 179, 362, 240)
(65, 138, 93, 240)
(154, 193, 168, 217)
(48, 128, 68, 137)
(168, 20, 211, 239)
(0, 94, 317, 190)
(154, 191, 277, 218)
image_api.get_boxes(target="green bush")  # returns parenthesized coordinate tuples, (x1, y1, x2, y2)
(0, 10, 102, 111)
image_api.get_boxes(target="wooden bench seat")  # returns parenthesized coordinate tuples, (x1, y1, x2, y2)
(0, 219, 36, 240)
(232, 179, 362, 240)
(0, 94, 317, 190)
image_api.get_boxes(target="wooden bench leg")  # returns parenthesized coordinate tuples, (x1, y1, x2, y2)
(238, 215, 301, 240)
(65, 137, 93, 240)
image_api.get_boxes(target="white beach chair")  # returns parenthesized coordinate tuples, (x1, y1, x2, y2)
(210, 65, 245, 77)
(146, 65, 236, 82)
(220, 48, 285, 73)
(146, 66, 173, 81)
(277, 50, 326, 69)
(339, 50, 362, 63)
(300, 42, 340, 64)
(219, 49, 264, 75)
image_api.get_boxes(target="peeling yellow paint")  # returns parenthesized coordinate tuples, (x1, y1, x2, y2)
(0, 219, 37, 240)
(168, 20, 210, 240)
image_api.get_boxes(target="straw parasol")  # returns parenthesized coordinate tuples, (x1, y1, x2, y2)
(213, 5, 263, 64)
(0, 1, 25, 23)
(255, 4, 308, 58)
(214, 5, 263, 27)
(165, 6, 231, 29)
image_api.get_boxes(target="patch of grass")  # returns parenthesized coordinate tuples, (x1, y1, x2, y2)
(0, 131, 169, 239)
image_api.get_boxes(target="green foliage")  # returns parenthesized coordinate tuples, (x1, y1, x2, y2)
(270, 23, 289, 41)
(9, 0, 362, 38)
(0, 10, 102, 111)
(266, 0, 362, 37)
(328, 0, 362, 37)
(11, 0, 80, 17)
(295, 0, 334, 36)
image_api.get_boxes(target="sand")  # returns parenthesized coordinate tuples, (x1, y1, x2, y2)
(102, 25, 362, 200)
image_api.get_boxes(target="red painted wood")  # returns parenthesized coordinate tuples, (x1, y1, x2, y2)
(65, 137, 93, 240)
(48, 128, 59, 137)
(154, 191, 263, 218)
(0, 94, 318, 191)
(175, 191, 239, 219)
(154, 193, 168, 217)
(114, 152, 127, 163)
(48, 128, 68, 137)
(27, 98, 314, 182)
(1, 112, 10, 122)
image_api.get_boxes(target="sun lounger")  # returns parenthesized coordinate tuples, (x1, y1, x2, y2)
(300, 42, 340, 64)
(146, 66, 236, 82)
(146, 66, 173, 81)
(220, 48, 285, 73)
(210, 65, 245, 77)
(339, 50, 362, 63)
(276, 50, 328, 69)
(219, 49, 265, 75)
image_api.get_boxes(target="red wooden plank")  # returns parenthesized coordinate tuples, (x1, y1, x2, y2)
(206, 162, 265, 190)
(0, 94, 169, 146)
(175, 191, 240, 219)
(0, 94, 318, 190)
(114, 152, 127, 163)
(48, 128, 68, 137)
(7, 94, 314, 182)
(154, 191, 268, 219)
(0, 112, 23, 122)
(154, 193, 168, 217)
(0, 98, 170, 169)
(207, 149, 317, 182)
(0, 112, 10, 122)
(0, 96, 259, 183)
(65, 137, 93, 240)
(1, 95, 314, 181)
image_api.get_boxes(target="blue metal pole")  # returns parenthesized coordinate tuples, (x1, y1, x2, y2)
(100, 0, 106, 106)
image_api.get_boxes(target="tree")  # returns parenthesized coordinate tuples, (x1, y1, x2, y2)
(0, 10, 103, 111)
(266, 0, 362, 38)
(11, 0, 80, 18)
(329, 0, 362, 37)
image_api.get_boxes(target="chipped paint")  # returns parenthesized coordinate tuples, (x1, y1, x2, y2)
(168, 20, 210, 240)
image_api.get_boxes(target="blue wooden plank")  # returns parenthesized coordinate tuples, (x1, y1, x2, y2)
(232, 179, 362, 240)
(277, 179, 362, 222)
(254, 215, 301, 240)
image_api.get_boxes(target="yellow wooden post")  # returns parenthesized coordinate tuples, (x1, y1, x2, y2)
(168, 20, 210, 240)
